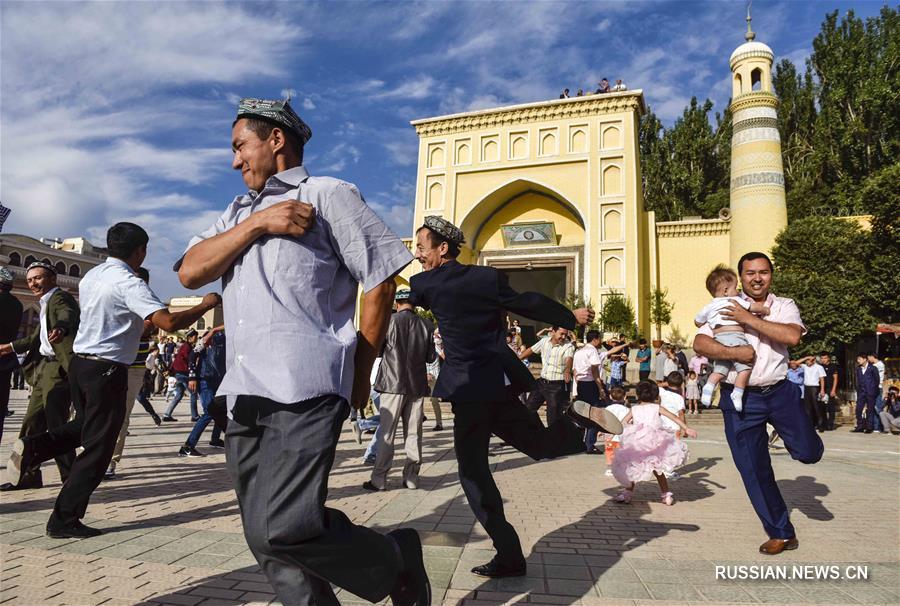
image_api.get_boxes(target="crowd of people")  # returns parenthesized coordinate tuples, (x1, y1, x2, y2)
(560, 77, 627, 99)
(0, 96, 892, 605)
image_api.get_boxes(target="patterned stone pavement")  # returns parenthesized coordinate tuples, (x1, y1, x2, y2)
(1, 389, 898, 606)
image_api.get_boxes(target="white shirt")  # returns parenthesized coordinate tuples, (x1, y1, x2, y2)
(73, 258, 167, 365)
(663, 357, 678, 377)
(605, 403, 629, 442)
(873, 360, 885, 387)
(573, 343, 606, 381)
(695, 296, 752, 329)
(659, 388, 685, 432)
(802, 363, 826, 387)
(38, 287, 60, 357)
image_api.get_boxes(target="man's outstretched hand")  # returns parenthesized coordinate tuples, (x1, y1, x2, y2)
(573, 307, 595, 326)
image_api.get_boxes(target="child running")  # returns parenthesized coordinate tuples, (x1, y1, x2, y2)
(612, 381, 697, 505)
(694, 265, 770, 412)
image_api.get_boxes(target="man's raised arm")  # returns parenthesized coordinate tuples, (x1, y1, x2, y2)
(692, 334, 755, 365)
(179, 201, 315, 289)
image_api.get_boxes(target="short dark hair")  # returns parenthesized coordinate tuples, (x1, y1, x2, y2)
(636, 380, 659, 403)
(609, 387, 626, 401)
(865, 352, 877, 358)
(819, 351, 830, 357)
(585, 330, 601, 342)
(107, 223, 149, 259)
(136, 267, 150, 282)
(416, 226, 460, 258)
(241, 117, 304, 162)
(737, 252, 773, 275)
(665, 371, 684, 388)
(705, 264, 737, 296)
(639, 338, 647, 345)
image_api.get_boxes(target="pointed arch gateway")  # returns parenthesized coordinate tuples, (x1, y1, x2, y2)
(457, 179, 586, 342)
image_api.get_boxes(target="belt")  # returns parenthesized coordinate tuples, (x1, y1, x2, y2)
(538, 378, 566, 384)
(42, 355, 58, 362)
(724, 379, 786, 394)
(76, 353, 126, 367)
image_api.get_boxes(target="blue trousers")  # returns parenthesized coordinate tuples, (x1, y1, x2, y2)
(186, 380, 223, 448)
(576, 381, 604, 452)
(720, 380, 823, 539)
(872, 392, 885, 432)
(165, 373, 198, 419)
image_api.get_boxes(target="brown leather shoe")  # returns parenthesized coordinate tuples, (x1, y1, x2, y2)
(759, 537, 799, 555)
(566, 401, 624, 435)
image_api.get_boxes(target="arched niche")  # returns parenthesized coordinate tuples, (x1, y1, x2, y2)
(602, 165, 622, 196)
(733, 72, 743, 97)
(511, 136, 527, 159)
(8, 251, 21, 266)
(456, 142, 470, 165)
(69, 264, 81, 277)
(482, 139, 499, 162)
(603, 255, 623, 287)
(540, 132, 556, 156)
(54, 261, 66, 275)
(428, 145, 444, 168)
(427, 181, 443, 209)
(751, 68, 762, 91)
(602, 209, 623, 241)
(570, 128, 587, 153)
(601, 125, 621, 149)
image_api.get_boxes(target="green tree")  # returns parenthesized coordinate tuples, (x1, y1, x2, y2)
(771, 216, 875, 355)
(859, 164, 900, 322)
(599, 291, 635, 337)
(647, 286, 674, 342)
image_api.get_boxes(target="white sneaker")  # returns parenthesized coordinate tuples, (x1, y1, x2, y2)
(667, 472, 680, 481)
(351, 420, 362, 444)
(604, 469, 613, 477)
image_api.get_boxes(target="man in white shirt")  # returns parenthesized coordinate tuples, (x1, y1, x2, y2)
(5, 223, 219, 539)
(573, 331, 626, 452)
(800, 357, 826, 431)
(868, 354, 887, 432)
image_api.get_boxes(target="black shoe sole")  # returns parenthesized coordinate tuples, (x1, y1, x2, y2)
(471, 564, 527, 578)
(390, 528, 431, 605)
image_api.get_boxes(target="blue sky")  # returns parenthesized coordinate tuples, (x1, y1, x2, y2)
(0, 0, 883, 301)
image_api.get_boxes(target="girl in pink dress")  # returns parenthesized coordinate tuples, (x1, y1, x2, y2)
(612, 381, 697, 505)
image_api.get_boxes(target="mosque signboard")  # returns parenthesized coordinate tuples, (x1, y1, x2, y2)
(500, 221, 556, 247)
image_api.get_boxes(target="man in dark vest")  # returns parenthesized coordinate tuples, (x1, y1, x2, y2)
(409, 216, 622, 579)
(0, 262, 79, 490)
(0, 266, 24, 440)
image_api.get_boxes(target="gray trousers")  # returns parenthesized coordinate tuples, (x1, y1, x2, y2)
(879, 411, 900, 433)
(370, 392, 424, 489)
(226, 395, 402, 605)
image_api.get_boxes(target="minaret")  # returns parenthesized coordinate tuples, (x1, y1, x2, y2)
(727, 5, 787, 269)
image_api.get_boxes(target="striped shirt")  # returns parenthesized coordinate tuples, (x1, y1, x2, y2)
(131, 340, 152, 369)
(532, 337, 575, 381)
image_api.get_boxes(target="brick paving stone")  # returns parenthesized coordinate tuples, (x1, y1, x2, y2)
(1, 390, 898, 605)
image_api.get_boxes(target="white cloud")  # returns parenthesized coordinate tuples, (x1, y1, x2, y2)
(371, 76, 436, 101)
(595, 18, 612, 33)
(302, 98, 317, 110)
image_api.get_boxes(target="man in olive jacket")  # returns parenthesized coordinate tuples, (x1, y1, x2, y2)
(0, 262, 79, 489)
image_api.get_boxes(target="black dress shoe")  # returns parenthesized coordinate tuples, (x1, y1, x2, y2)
(388, 528, 431, 606)
(151, 412, 162, 426)
(471, 556, 527, 578)
(47, 521, 103, 539)
(162, 416, 178, 422)
(864, 429, 873, 434)
(362, 480, 383, 492)
(851, 428, 864, 433)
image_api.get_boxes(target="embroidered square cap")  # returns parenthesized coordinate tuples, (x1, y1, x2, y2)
(26, 261, 56, 275)
(235, 98, 312, 147)
(423, 216, 465, 246)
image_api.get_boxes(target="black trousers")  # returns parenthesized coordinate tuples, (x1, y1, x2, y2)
(0, 368, 11, 440)
(226, 395, 401, 606)
(452, 390, 585, 564)
(802, 386, 824, 429)
(824, 394, 837, 430)
(30, 356, 128, 527)
(639, 370, 651, 382)
(524, 379, 570, 426)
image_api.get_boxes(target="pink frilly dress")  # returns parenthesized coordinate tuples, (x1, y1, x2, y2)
(612, 404, 689, 484)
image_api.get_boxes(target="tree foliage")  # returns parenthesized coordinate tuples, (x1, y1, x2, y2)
(771, 217, 876, 355)
(599, 291, 636, 337)
(648, 287, 674, 341)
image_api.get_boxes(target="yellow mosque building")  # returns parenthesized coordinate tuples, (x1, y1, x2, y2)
(398, 20, 786, 346)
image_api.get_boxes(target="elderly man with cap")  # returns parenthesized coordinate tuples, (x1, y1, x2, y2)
(0, 262, 79, 491)
(0, 266, 23, 441)
(5, 223, 220, 538)
(363, 288, 436, 492)
(409, 215, 622, 579)
(176, 98, 428, 605)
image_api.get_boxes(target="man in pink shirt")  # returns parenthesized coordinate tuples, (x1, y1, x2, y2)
(693, 252, 823, 556)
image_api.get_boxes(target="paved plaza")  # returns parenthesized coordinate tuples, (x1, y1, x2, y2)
(1, 389, 898, 606)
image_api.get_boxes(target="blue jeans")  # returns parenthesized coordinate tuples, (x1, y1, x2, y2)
(873, 392, 885, 431)
(186, 379, 222, 447)
(362, 391, 381, 461)
(165, 373, 198, 418)
(576, 381, 604, 452)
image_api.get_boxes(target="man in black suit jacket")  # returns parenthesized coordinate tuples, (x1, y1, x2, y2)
(409, 216, 621, 579)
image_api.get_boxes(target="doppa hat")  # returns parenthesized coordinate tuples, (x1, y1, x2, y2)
(235, 97, 312, 148)
(395, 289, 411, 302)
(423, 216, 465, 246)
(26, 261, 56, 276)
(0, 266, 13, 287)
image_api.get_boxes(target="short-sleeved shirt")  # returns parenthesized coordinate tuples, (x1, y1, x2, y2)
(688, 355, 708, 374)
(573, 343, 606, 381)
(802, 363, 826, 387)
(532, 337, 575, 381)
(610, 359, 626, 380)
(787, 367, 805, 386)
(822, 362, 839, 392)
(73, 258, 167, 365)
(698, 292, 805, 387)
(873, 360, 885, 388)
(659, 388, 685, 432)
(178, 165, 413, 407)
(695, 296, 753, 329)
(636, 346, 652, 371)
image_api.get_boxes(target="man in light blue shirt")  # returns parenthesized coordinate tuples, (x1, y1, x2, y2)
(5, 223, 219, 539)
(176, 98, 427, 605)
